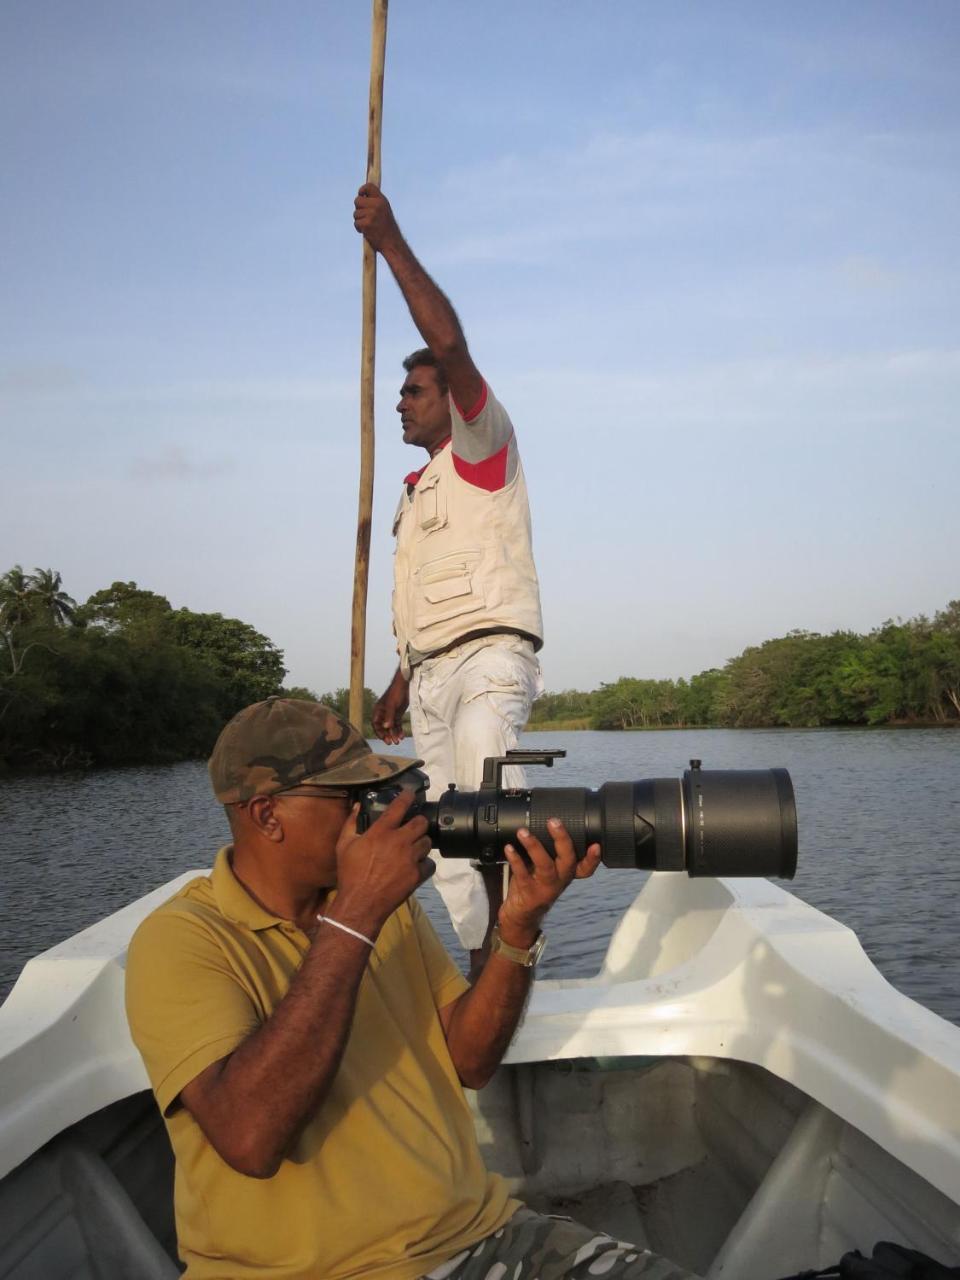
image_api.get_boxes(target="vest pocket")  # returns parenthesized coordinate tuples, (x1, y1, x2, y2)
(414, 554, 485, 627)
(415, 473, 447, 538)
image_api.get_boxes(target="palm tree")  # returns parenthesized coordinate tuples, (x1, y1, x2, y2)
(0, 565, 36, 629)
(0, 566, 65, 708)
(29, 568, 77, 627)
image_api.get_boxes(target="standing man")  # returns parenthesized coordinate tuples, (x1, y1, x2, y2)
(354, 183, 544, 970)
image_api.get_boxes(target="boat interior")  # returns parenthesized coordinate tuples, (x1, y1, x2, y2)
(2, 1053, 958, 1280)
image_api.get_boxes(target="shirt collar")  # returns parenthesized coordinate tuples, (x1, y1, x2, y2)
(211, 846, 286, 932)
(404, 437, 451, 488)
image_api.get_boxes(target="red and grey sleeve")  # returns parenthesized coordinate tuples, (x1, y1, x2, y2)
(449, 382, 520, 492)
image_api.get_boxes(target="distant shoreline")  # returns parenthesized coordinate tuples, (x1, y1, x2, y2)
(1, 718, 956, 779)
(6, 573, 957, 770)
(525, 718, 960, 733)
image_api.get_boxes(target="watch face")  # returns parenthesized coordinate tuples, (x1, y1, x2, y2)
(529, 933, 547, 965)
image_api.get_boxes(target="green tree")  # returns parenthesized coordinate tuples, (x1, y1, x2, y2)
(893, 604, 960, 723)
(855, 622, 922, 724)
(773, 631, 867, 726)
(53, 627, 224, 767)
(676, 668, 729, 726)
(282, 686, 319, 702)
(929, 601, 960, 720)
(167, 609, 286, 714)
(0, 565, 77, 630)
(0, 568, 294, 769)
(81, 581, 172, 633)
(0, 566, 75, 729)
(0, 566, 36, 629)
(527, 688, 595, 725)
(722, 632, 832, 727)
(316, 686, 379, 736)
(28, 568, 77, 627)
(591, 677, 681, 729)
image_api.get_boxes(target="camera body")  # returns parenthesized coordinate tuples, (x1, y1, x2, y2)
(356, 768, 430, 830)
(356, 750, 798, 879)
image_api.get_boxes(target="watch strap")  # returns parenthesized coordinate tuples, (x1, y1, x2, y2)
(489, 925, 546, 968)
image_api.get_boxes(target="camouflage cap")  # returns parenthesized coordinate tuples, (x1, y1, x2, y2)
(209, 697, 421, 804)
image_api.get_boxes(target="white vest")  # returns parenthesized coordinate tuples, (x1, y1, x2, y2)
(392, 445, 543, 677)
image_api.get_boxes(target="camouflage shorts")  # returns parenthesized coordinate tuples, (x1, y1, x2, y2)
(425, 1207, 700, 1280)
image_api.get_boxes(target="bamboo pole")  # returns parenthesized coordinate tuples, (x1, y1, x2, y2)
(350, 0, 389, 731)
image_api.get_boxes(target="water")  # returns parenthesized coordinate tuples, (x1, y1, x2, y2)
(1, 728, 958, 1024)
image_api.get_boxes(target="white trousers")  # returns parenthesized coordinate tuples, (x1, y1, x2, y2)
(409, 635, 543, 950)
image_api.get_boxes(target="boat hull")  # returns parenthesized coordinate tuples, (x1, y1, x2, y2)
(1, 871, 959, 1276)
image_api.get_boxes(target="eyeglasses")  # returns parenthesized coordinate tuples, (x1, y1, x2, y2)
(276, 785, 359, 802)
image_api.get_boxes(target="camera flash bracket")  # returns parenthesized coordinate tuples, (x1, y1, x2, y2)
(480, 748, 566, 791)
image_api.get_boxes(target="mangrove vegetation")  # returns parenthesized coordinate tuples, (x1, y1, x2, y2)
(0, 569, 287, 769)
(2, 566, 958, 771)
(529, 603, 960, 731)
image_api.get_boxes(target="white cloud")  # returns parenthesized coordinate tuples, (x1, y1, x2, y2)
(420, 125, 958, 269)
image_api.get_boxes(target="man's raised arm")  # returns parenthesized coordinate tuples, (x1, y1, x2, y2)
(354, 182, 483, 413)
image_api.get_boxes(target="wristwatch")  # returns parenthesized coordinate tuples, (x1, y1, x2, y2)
(489, 925, 546, 968)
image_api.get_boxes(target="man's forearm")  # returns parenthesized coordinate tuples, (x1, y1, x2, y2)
(443, 820, 602, 1091)
(379, 233, 466, 362)
(186, 904, 376, 1177)
(386, 664, 409, 700)
(354, 186, 482, 407)
(373, 665, 410, 744)
(443, 948, 537, 1089)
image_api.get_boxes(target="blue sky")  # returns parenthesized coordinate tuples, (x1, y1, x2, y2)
(2, 2, 958, 696)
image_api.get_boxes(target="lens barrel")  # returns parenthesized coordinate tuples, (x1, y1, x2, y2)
(425, 765, 798, 879)
(680, 767, 797, 878)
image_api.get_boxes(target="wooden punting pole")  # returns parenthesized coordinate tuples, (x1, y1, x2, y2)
(349, 0, 388, 731)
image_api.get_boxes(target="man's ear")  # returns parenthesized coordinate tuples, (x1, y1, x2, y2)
(246, 794, 284, 842)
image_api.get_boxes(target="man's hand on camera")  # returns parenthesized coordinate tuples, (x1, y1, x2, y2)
(497, 819, 601, 947)
(332, 791, 434, 938)
(372, 671, 410, 745)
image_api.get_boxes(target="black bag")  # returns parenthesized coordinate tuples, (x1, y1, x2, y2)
(776, 1241, 960, 1280)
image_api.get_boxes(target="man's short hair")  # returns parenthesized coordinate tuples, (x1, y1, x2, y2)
(403, 348, 448, 397)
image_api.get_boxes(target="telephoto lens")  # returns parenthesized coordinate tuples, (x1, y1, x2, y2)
(356, 751, 798, 880)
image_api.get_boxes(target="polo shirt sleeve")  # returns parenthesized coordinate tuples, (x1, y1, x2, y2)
(125, 905, 261, 1115)
(449, 382, 520, 492)
(407, 897, 470, 1011)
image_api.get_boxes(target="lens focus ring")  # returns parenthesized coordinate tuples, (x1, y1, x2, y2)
(598, 781, 637, 866)
(528, 787, 590, 857)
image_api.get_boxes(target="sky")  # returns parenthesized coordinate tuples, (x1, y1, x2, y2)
(2, 1, 959, 697)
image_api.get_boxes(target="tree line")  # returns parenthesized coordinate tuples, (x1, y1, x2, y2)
(3, 566, 957, 771)
(0, 568, 292, 769)
(529, 601, 960, 731)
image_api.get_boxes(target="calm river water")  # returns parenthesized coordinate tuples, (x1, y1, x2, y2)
(1, 728, 958, 1024)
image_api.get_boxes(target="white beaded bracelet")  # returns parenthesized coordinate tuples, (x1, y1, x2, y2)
(316, 915, 375, 949)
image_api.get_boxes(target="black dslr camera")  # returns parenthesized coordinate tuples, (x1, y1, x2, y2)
(356, 749, 797, 878)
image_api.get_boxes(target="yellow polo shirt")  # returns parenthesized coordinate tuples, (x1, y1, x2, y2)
(125, 849, 517, 1280)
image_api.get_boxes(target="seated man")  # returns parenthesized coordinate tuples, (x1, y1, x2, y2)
(126, 696, 697, 1279)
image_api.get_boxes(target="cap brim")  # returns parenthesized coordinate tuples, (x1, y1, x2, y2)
(296, 752, 423, 788)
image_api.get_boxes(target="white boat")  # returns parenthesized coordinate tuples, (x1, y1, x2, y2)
(1, 870, 959, 1278)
